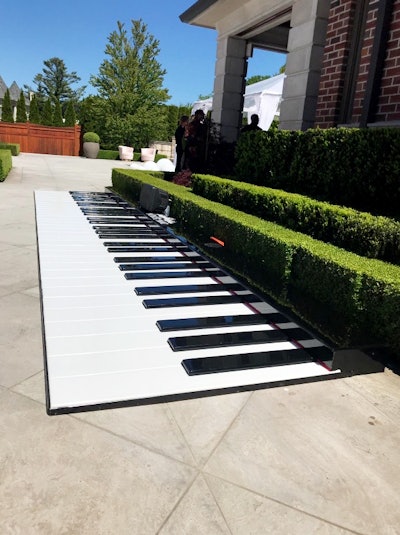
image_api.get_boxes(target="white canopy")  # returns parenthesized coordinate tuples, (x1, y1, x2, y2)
(191, 73, 285, 131)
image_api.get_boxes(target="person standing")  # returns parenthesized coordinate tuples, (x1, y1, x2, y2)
(174, 115, 189, 172)
(241, 113, 262, 133)
(185, 109, 207, 172)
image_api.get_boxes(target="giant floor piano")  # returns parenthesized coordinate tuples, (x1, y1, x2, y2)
(34, 190, 384, 414)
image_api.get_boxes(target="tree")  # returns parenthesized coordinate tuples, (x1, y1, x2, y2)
(90, 19, 170, 148)
(29, 93, 41, 123)
(42, 99, 53, 126)
(246, 74, 271, 85)
(246, 65, 285, 86)
(27, 57, 86, 107)
(1, 89, 14, 122)
(161, 104, 191, 141)
(64, 101, 76, 126)
(16, 91, 27, 122)
(78, 95, 107, 135)
(198, 93, 212, 100)
(53, 99, 63, 126)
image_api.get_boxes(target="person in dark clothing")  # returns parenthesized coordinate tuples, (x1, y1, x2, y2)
(184, 109, 208, 172)
(174, 115, 189, 172)
(241, 113, 262, 133)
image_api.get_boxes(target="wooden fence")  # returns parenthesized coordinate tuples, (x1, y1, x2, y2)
(0, 122, 81, 156)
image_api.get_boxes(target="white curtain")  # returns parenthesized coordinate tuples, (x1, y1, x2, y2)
(257, 93, 281, 130)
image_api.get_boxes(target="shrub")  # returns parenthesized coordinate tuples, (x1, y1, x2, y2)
(29, 94, 40, 124)
(52, 100, 63, 127)
(83, 132, 100, 143)
(41, 100, 53, 126)
(16, 91, 27, 123)
(64, 101, 76, 127)
(0, 149, 12, 181)
(191, 174, 400, 264)
(97, 149, 119, 160)
(234, 128, 400, 217)
(1, 89, 14, 122)
(0, 143, 20, 156)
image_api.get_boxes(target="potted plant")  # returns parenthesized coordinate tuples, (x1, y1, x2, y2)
(82, 132, 100, 158)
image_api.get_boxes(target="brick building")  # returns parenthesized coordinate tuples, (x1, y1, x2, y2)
(315, 0, 400, 128)
(181, 0, 400, 140)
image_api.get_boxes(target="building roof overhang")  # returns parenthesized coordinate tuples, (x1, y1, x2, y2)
(180, 1, 291, 53)
(180, 0, 220, 28)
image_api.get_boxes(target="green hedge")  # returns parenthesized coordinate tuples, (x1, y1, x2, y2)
(235, 128, 400, 218)
(97, 150, 120, 160)
(111, 168, 400, 355)
(0, 142, 20, 156)
(0, 149, 12, 181)
(191, 174, 400, 264)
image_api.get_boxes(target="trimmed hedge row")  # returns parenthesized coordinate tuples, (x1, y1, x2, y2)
(0, 149, 12, 181)
(0, 142, 20, 156)
(97, 150, 120, 160)
(235, 128, 400, 218)
(191, 174, 400, 264)
(111, 168, 400, 354)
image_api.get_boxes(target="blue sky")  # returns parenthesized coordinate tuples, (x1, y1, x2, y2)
(2, 0, 286, 106)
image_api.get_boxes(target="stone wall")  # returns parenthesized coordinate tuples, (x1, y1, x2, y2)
(150, 140, 176, 160)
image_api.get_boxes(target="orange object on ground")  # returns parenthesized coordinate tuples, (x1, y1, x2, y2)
(210, 236, 224, 246)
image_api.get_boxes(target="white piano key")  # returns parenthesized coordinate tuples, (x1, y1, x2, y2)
(48, 362, 339, 409)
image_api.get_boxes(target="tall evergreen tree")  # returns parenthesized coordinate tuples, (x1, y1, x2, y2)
(1, 88, 14, 122)
(64, 100, 76, 126)
(29, 94, 41, 124)
(26, 57, 86, 106)
(42, 99, 53, 126)
(53, 99, 63, 126)
(77, 95, 106, 135)
(16, 91, 27, 122)
(90, 19, 170, 148)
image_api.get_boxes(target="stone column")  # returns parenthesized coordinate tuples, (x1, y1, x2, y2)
(212, 36, 248, 142)
(279, 0, 330, 130)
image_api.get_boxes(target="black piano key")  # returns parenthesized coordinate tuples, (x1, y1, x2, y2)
(124, 270, 225, 280)
(88, 219, 144, 224)
(81, 206, 134, 210)
(71, 192, 118, 200)
(181, 348, 314, 375)
(97, 233, 171, 239)
(106, 246, 191, 253)
(114, 256, 192, 264)
(156, 313, 287, 331)
(95, 228, 158, 234)
(103, 241, 187, 248)
(304, 345, 334, 364)
(135, 282, 245, 295)
(95, 226, 151, 231)
(143, 293, 261, 309)
(90, 213, 149, 219)
(119, 261, 213, 271)
(82, 209, 140, 216)
(168, 329, 289, 351)
(77, 202, 128, 208)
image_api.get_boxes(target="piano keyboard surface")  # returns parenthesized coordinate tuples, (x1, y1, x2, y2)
(34, 190, 340, 414)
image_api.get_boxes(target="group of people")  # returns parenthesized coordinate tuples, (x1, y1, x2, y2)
(174, 111, 262, 173)
(175, 109, 207, 173)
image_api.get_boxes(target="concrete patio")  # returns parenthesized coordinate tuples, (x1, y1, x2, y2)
(1, 152, 400, 534)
